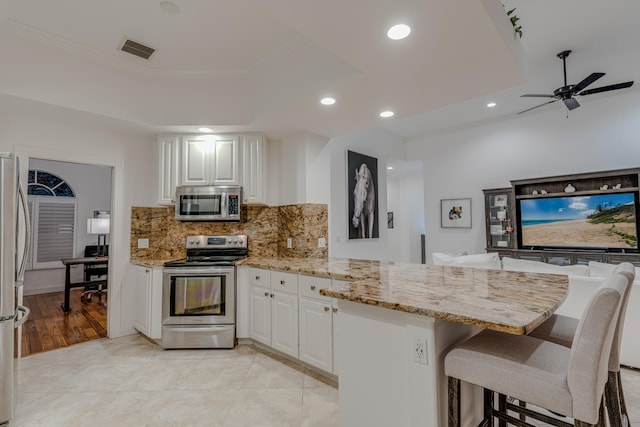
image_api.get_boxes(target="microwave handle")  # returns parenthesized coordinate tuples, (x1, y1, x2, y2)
(222, 192, 227, 217)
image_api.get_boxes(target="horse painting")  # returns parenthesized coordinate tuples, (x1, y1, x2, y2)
(352, 163, 376, 238)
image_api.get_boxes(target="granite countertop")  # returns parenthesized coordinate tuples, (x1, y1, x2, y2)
(239, 257, 569, 335)
(130, 258, 178, 267)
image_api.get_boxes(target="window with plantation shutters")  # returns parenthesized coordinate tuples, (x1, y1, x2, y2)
(26, 170, 77, 270)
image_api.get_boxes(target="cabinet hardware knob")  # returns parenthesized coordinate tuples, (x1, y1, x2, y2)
(324, 306, 330, 312)
(264, 292, 269, 297)
(256, 276, 260, 280)
(280, 280, 285, 285)
(270, 293, 274, 298)
(310, 285, 316, 290)
(332, 308, 338, 313)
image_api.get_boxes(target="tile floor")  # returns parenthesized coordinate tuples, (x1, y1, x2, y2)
(12, 334, 640, 426)
(13, 334, 338, 427)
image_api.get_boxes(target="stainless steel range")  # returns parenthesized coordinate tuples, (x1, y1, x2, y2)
(161, 235, 247, 349)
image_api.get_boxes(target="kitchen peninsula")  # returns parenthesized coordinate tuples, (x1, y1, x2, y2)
(239, 257, 569, 427)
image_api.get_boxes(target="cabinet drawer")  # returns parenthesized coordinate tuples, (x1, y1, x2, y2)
(248, 267, 270, 288)
(270, 270, 298, 294)
(299, 275, 332, 301)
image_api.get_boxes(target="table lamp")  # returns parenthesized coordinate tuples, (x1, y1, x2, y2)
(87, 217, 110, 256)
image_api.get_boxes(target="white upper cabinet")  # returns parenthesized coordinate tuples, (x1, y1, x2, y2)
(158, 133, 266, 205)
(157, 135, 180, 205)
(181, 135, 240, 186)
(241, 134, 267, 204)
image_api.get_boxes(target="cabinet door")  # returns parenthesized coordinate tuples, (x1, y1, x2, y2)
(242, 135, 266, 204)
(158, 136, 179, 205)
(132, 266, 151, 336)
(249, 284, 271, 345)
(299, 297, 332, 372)
(271, 291, 299, 358)
(332, 299, 339, 375)
(212, 136, 239, 185)
(148, 268, 163, 340)
(181, 136, 210, 185)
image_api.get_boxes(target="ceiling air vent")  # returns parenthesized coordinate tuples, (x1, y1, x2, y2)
(120, 39, 155, 60)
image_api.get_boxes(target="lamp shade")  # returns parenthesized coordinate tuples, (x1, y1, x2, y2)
(87, 218, 110, 235)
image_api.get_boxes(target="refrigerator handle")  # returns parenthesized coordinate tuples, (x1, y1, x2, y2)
(17, 183, 30, 282)
(14, 305, 30, 327)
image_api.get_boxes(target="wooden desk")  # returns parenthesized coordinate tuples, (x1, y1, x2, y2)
(60, 257, 108, 312)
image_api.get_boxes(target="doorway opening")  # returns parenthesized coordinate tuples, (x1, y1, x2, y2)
(21, 158, 112, 356)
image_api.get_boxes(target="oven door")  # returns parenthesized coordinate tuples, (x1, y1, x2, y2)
(162, 266, 235, 326)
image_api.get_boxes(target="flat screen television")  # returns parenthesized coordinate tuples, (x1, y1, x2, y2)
(517, 192, 639, 252)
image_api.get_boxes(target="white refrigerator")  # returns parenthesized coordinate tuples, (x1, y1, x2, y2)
(0, 153, 31, 424)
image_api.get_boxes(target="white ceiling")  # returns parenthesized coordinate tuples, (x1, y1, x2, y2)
(1, 0, 639, 140)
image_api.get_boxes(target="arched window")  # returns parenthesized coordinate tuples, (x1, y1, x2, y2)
(27, 170, 77, 270)
(28, 170, 75, 197)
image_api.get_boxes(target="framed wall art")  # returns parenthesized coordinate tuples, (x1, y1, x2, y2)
(347, 150, 379, 239)
(441, 198, 471, 228)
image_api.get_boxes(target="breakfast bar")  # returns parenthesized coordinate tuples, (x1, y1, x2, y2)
(316, 262, 569, 427)
(239, 257, 569, 427)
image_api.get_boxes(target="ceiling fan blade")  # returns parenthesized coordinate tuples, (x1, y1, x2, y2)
(521, 94, 556, 98)
(563, 97, 580, 110)
(516, 99, 558, 115)
(578, 81, 634, 96)
(572, 72, 605, 93)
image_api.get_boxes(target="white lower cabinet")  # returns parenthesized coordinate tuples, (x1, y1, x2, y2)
(131, 264, 163, 340)
(248, 268, 299, 359)
(240, 267, 340, 375)
(299, 296, 333, 372)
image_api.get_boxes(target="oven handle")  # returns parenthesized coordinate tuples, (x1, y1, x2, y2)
(162, 325, 233, 333)
(163, 267, 235, 275)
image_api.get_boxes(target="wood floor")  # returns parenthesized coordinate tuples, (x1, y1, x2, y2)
(21, 289, 107, 357)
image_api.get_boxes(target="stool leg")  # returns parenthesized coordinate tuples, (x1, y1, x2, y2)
(615, 371, 631, 427)
(498, 394, 506, 427)
(448, 377, 461, 427)
(484, 389, 494, 427)
(606, 371, 623, 427)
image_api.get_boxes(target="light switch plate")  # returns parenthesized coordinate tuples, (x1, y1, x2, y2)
(137, 238, 149, 249)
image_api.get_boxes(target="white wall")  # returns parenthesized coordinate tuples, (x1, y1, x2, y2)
(276, 132, 330, 205)
(24, 159, 112, 295)
(387, 162, 425, 263)
(406, 89, 640, 260)
(0, 102, 156, 337)
(328, 127, 407, 260)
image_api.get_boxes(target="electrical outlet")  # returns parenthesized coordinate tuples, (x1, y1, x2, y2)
(318, 237, 326, 248)
(413, 336, 427, 365)
(137, 238, 149, 249)
(287, 238, 293, 248)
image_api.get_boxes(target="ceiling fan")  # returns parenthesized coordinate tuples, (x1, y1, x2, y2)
(518, 50, 634, 115)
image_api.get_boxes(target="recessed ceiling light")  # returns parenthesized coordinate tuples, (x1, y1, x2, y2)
(380, 110, 394, 118)
(387, 166, 394, 170)
(320, 97, 336, 106)
(387, 24, 411, 40)
(160, 1, 181, 15)
(486, 102, 497, 108)
(198, 127, 212, 133)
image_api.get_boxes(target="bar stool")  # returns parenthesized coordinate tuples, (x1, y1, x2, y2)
(530, 262, 635, 427)
(445, 273, 628, 426)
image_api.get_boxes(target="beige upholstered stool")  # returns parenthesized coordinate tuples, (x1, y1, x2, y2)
(445, 273, 628, 427)
(530, 262, 635, 427)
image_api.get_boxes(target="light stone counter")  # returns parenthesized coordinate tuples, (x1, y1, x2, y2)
(239, 257, 569, 335)
(130, 258, 177, 268)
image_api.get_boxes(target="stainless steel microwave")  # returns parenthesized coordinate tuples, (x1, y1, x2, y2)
(175, 185, 242, 221)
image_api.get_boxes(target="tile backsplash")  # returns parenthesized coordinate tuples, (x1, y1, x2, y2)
(130, 203, 328, 261)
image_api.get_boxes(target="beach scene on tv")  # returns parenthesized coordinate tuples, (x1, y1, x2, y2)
(520, 193, 638, 249)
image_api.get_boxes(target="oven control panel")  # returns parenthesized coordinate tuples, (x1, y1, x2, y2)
(186, 235, 247, 249)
